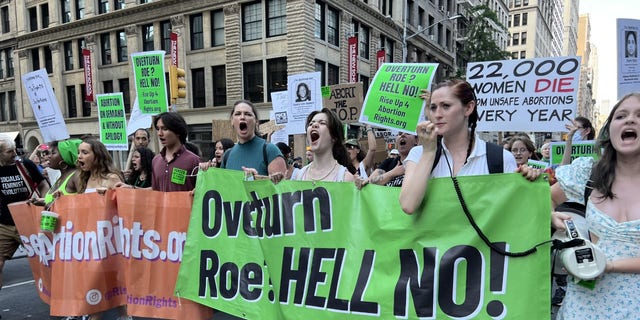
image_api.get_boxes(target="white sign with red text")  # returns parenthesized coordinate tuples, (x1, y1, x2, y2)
(467, 56, 581, 132)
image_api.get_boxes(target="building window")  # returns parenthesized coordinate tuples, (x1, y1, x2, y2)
(31, 48, 40, 71)
(514, 0, 521, 6)
(520, 51, 526, 59)
(523, 0, 529, 5)
(190, 14, 203, 50)
(192, 68, 205, 108)
(64, 41, 74, 71)
(101, 33, 111, 65)
(243, 1, 262, 42)
(315, 60, 325, 86)
(243, 61, 263, 103)
(103, 80, 113, 93)
(5, 48, 12, 77)
(381, 35, 394, 62)
(115, 0, 125, 10)
(142, 24, 154, 51)
(78, 39, 85, 68)
(119, 78, 130, 113)
(0, 92, 5, 121)
(522, 13, 528, 26)
(8, 91, 16, 121)
(99, 0, 109, 14)
(512, 33, 519, 46)
(521, 32, 527, 45)
(267, 57, 287, 101)
(75, 0, 84, 20)
(513, 14, 520, 27)
(117, 30, 127, 62)
(328, 64, 339, 85)
(511, 51, 518, 59)
(380, 0, 392, 16)
(353, 21, 370, 59)
(1, 6, 9, 33)
(267, 0, 286, 37)
(360, 75, 369, 95)
(212, 65, 226, 106)
(80, 85, 91, 116)
(209, 10, 224, 47)
(41, 4, 49, 28)
(314, 2, 325, 40)
(160, 20, 171, 52)
(0, 51, 4, 78)
(327, 6, 339, 46)
(67, 86, 77, 118)
(29, 7, 38, 31)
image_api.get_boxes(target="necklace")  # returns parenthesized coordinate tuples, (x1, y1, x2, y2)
(308, 161, 338, 184)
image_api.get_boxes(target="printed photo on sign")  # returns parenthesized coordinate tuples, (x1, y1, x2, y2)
(467, 56, 581, 132)
(617, 19, 640, 99)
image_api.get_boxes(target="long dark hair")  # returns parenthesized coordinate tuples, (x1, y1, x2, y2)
(306, 108, 356, 174)
(127, 147, 154, 185)
(77, 137, 123, 193)
(591, 92, 640, 200)
(431, 79, 479, 159)
(574, 116, 596, 140)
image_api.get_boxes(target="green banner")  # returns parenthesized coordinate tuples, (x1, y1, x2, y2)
(176, 169, 550, 319)
(550, 140, 599, 166)
(96, 93, 127, 151)
(131, 51, 168, 114)
(527, 159, 550, 169)
(359, 63, 438, 133)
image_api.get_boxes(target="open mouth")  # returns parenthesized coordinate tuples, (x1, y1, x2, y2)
(621, 130, 637, 141)
(78, 160, 86, 169)
(239, 122, 248, 131)
(310, 131, 320, 143)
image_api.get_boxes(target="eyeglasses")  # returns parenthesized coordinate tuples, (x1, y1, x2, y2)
(511, 148, 529, 154)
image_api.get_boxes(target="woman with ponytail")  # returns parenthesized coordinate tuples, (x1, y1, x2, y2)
(399, 79, 538, 214)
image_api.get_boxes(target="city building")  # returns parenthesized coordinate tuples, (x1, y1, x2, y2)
(506, 0, 563, 59)
(0, 0, 463, 160)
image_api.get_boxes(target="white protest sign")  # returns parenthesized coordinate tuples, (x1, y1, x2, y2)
(288, 72, 322, 134)
(21, 69, 70, 142)
(467, 56, 581, 132)
(126, 95, 152, 136)
(617, 19, 640, 99)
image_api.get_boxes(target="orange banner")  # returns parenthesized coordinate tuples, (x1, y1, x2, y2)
(9, 190, 211, 319)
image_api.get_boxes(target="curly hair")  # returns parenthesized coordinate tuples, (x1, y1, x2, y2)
(126, 147, 155, 186)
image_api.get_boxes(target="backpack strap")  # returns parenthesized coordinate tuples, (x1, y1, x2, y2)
(584, 170, 595, 207)
(431, 138, 504, 174)
(485, 142, 504, 174)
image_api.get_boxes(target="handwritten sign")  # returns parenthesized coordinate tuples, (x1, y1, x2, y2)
(467, 56, 581, 132)
(131, 51, 168, 114)
(97, 93, 128, 151)
(359, 63, 437, 133)
(322, 83, 363, 124)
(21, 69, 70, 142)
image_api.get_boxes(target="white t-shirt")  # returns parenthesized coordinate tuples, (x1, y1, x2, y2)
(405, 136, 517, 178)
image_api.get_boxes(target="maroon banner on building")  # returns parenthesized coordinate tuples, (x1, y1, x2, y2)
(170, 32, 178, 67)
(348, 36, 358, 83)
(82, 49, 93, 102)
(377, 49, 385, 70)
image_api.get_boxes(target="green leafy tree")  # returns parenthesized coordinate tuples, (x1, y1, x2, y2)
(456, 4, 510, 78)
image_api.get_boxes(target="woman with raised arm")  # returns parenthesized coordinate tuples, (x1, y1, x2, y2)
(399, 79, 539, 214)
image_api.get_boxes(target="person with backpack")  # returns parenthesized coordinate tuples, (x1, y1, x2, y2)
(551, 92, 640, 320)
(219, 100, 286, 181)
(399, 79, 538, 215)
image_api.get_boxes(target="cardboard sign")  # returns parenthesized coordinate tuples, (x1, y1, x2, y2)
(321, 83, 364, 124)
(131, 51, 168, 114)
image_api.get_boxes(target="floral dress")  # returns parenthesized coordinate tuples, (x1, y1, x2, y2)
(556, 157, 640, 319)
